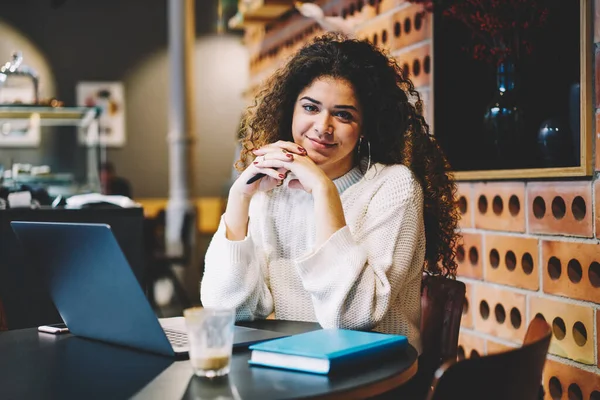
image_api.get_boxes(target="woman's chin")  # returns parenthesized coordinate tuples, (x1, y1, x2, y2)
(304, 150, 326, 164)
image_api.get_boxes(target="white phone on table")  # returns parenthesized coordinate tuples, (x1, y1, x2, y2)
(37, 323, 70, 334)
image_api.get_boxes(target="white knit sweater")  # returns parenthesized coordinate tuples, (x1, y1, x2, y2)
(201, 163, 425, 353)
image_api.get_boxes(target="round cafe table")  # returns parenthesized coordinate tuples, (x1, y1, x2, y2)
(0, 319, 418, 400)
(156, 320, 419, 400)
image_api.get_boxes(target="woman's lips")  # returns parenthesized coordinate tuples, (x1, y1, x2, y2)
(308, 137, 337, 149)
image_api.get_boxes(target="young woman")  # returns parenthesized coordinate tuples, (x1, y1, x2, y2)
(200, 33, 459, 354)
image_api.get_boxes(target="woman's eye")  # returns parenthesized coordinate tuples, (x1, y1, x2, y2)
(302, 104, 318, 112)
(335, 111, 353, 121)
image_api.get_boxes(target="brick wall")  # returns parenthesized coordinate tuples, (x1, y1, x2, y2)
(457, 180, 600, 398)
(242, 0, 600, 396)
(244, 0, 433, 123)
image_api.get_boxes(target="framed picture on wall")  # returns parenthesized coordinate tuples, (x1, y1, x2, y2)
(431, 0, 592, 180)
(76, 81, 126, 147)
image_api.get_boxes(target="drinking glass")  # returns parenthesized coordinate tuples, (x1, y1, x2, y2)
(184, 307, 235, 378)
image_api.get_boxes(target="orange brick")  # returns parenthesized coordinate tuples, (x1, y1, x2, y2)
(457, 330, 485, 360)
(276, 42, 295, 65)
(257, 21, 311, 73)
(473, 182, 526, 232)
(486, 339, 517, 355)
(473, 284, 527, 343)
(336, 0, 367, 28)
(460, 281, 473, 329)
(527, 181, 593, 237)
(393, 42, 431, 88)
(305, 25, 323, 42)
(456, 182, 474, 229)
(542, 359, 600, 400)
(328, 0, 342, 17)
(357, 0, 378, 20)
(389, 3, 431, 52)
(596, 113, 600, 171)
(596, 0, 600, 42)
(595, 180, 600, 236)
(253, 51, 278, 78)
(379, 0, 405, 14)
(261, 13, 302, 44)
(541, 240, 600, 304)
(455, 233, 483, 280)
(244, 25, 265, 48)
(356, 13, 394, 53)
(484, 234, 539, 290)
(529, 296, 594, 364)
(596, 47, 600, 109)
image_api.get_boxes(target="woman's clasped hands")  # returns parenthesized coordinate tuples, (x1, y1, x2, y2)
(233, 140, 330, 196)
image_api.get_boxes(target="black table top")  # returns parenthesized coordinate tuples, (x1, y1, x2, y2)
(0, 320, 418, 400)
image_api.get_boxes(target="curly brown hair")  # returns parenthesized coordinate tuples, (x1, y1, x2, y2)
(238, 33, 460, 277)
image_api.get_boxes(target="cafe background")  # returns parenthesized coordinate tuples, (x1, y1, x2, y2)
(1, 0, 600, 396)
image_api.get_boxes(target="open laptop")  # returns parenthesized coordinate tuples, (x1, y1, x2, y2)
(10, 221, 289, 357)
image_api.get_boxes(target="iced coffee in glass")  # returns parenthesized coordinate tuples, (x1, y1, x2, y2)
(184, 307, 235, 378)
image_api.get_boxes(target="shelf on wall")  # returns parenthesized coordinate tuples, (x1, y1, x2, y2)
(235, 0, 295, 23)
(229, 11, 275, 29)
(0, 105, 103, 193)
(0, 106, 100, 128)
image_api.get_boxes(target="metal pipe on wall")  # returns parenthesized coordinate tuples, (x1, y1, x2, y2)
(166, 0, 196, 255)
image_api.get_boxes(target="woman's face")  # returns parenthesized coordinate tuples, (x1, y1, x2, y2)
(291, 76, 363, 179)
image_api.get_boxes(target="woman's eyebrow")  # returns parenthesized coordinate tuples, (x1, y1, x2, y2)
(299, 96, 358, 111)
(334, 104, 358, 111)
(299, 96, 321, 104)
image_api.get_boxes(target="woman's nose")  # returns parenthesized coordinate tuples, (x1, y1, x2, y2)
(314, 115, 333, 136)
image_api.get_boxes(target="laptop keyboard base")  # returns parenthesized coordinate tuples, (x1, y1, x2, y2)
(163, 328, 188, 348)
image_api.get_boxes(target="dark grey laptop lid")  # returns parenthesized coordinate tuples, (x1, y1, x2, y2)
(11, 221, 175, 357)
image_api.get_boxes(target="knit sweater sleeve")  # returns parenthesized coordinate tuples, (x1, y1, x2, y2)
(295, 167, 424, 331)
(200, 214, 274, 320)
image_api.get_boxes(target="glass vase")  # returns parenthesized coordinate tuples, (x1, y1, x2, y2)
(482, 58, 525, 169)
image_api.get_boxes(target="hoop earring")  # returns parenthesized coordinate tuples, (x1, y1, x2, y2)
(366, 138, 371, 173)
(357, 136, 371, 173)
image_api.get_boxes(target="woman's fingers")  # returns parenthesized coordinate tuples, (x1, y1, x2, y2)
(254, 152, 294, 163)
(276, 167, 288, 176)
(254, 164, 287, 180)
(253, 148, 296, 161)
(253, 158, 293, 171)
(253, 140, 307, 156)
(287, 179, 305, 191)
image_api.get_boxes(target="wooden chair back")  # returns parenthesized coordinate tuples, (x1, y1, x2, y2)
(419, 274, 466, 387)
(0, 297, 7, 331)
(426, 316, 552, 400)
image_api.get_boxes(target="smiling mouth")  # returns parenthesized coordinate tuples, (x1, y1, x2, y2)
(308, 137, 337, 148)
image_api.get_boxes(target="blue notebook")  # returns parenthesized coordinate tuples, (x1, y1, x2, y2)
(248, 329, 408, 375)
